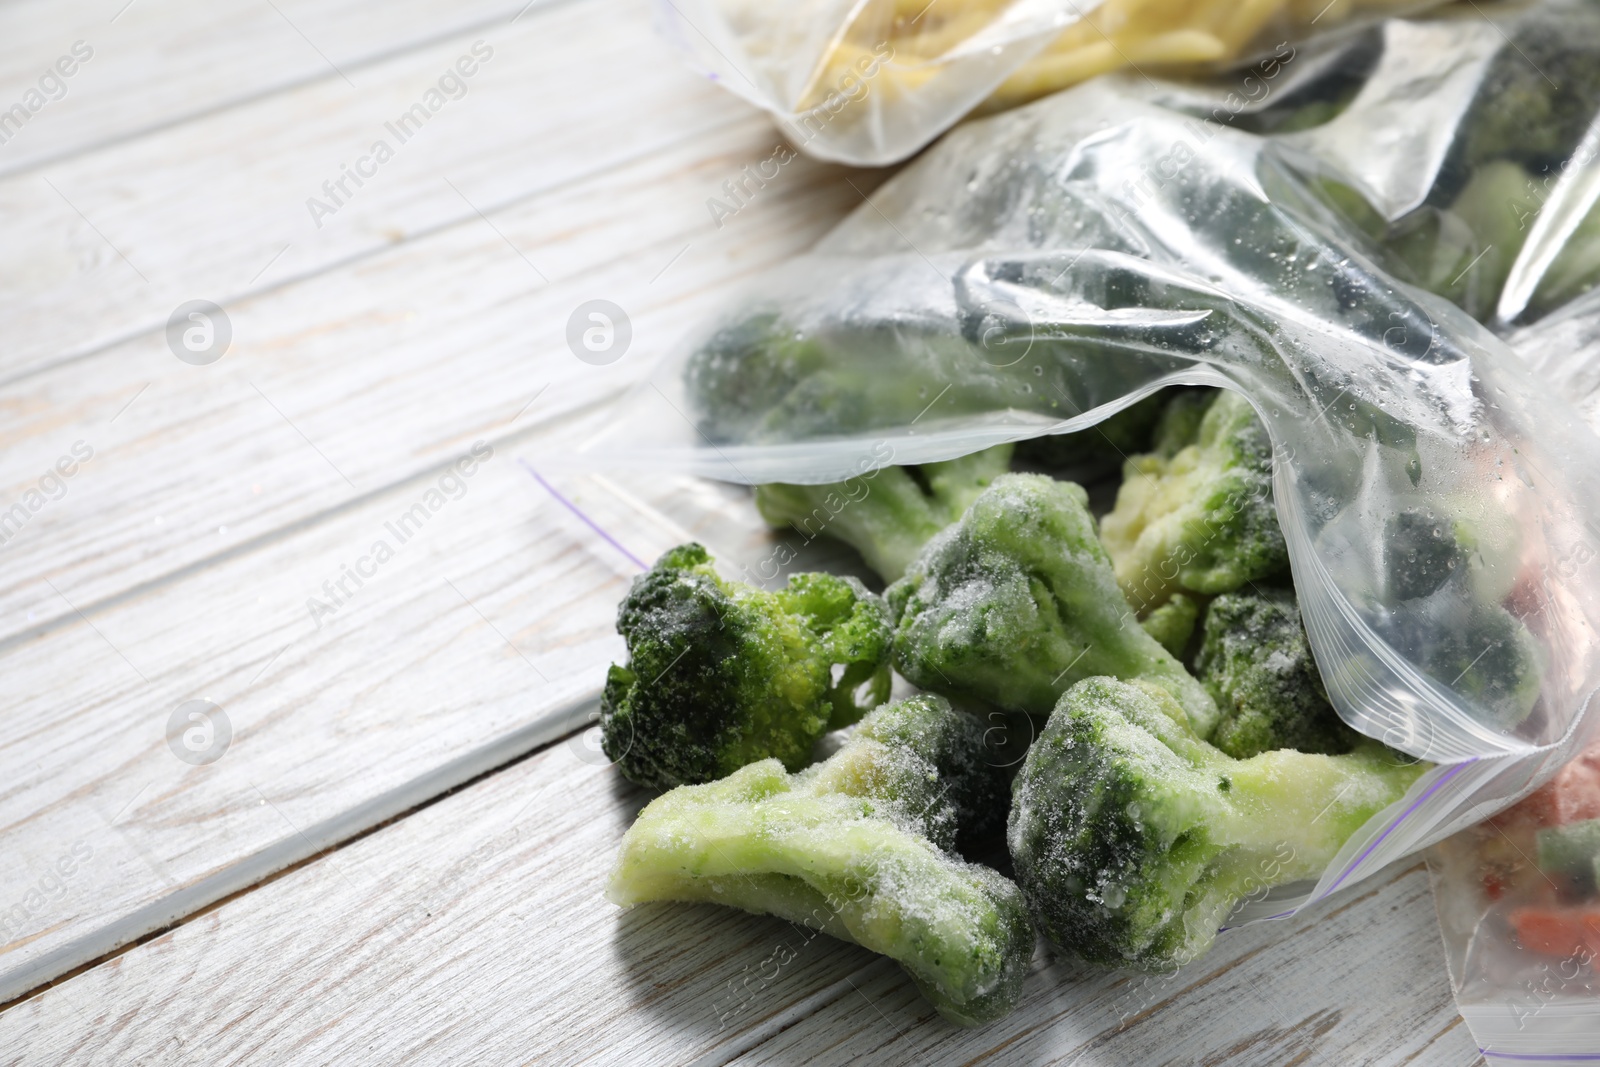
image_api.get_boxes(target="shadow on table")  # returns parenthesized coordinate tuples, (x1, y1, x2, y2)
(610, 895, 934, 1060)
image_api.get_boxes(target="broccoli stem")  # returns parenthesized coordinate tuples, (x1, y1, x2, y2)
(611, 771, 1025, 1026)
(1008, 677, 1427, 967)
(889, 473, 1220, 737)
(609, 698, 1032, 1026)
(1140, 593, 1199, 659)
(755, 445, 1014, 583)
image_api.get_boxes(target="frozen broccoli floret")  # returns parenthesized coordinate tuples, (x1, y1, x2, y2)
(887, 473, 1219, 737)
(1149, 388, 1216, 459)
(754, 444, 1014, 582)
(1458, 12, 1600, 176)
(1100, 389, 1288, 613)
(1372, 502, 1541, 733)
(608, 695, 1031, 1026)
(1383, 499, 1520, 606)
(1013, 391, 1168, 475)
(601, 543, 892, 789)
(1374, 596, 1544, 734)
(681, 301, 1006, 446)
(1140, 593, 1199, 660)
(1384, 504, 1468, 602)
(683, 312, 834, 445)
(1383, 161, 1542, 321)
(1195, 589, 1357, 759)
(1008, 677, 1428, 968)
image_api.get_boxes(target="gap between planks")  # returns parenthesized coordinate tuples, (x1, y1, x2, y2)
(0, 387, 625, 659)
(0, 691, 602, 1014)
(0, 113, 750, 395)
(0, 0, 589, 183)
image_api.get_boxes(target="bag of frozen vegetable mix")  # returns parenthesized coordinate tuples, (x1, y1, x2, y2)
(590, 0, 1600, 1035)
(654, 0, 1443, 164)
(1420, 293, 1600, 1059)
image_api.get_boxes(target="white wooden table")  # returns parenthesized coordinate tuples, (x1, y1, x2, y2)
(0, 2, 1484, 1063)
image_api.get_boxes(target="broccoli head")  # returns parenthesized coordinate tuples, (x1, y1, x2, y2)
(1008, 677, 1428, 968)
(1099, 389, 1288, 613)
(1371, 595, 1544, 735)
(754, 444, 1014, 583)
(601, 543, 892, 789)
(1012, 391, 1169, 476)
(608, 695, 1032, 1026)
(887, 473, 1219, 737)
(1457, 9, 1600, 178)
(1373, 501, 1541, 734)
(1195, 589, 1358, 760)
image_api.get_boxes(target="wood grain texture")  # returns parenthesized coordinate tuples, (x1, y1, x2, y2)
(0, 0, 749, 381)
(0, 0, 1479, 1056)
(0, 0, 886, 998)
(0, 112, 878, 646)
(0, 735, 1483, 1067)
(0, 0, 554, 177)
(0, 447, 800, 1005)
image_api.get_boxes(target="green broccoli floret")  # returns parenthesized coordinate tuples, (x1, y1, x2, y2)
(754, 444, 1014, 583)
(601, 543, 892, 789)
(1099, 389, 1288, 613)
(1013, 391, 1169, 475)
(1195, 589, 1357, 760)
(1382, 161, 1542, 322)
(608, 695, 1031, 1026)
(1382, 499, 1520, 606)
(1372, 500, 1541, 733)
(887, 473, 1219, 737)
(1008, 677, 1428, 968)
(1457, 10, 1600, 177)
(1372, 596, 1544, 734)
(1383, 504, 1468, 602)
(1140, 593, 1199, 660)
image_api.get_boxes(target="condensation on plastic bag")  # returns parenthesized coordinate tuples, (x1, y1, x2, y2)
(1424, 297, 1600, 1060)
(1275, 4, 1600, 327)
(577, 0, 1600, 947)
(654, 0, 1438, 165)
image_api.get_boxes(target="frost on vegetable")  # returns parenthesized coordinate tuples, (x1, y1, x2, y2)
(1100, 389, 1288, 615)
(887, 473, 1219, 737)
(755, 444, 1014, 582)
(601, 542, 892, 789)
(1007, 677, 1428, 968)
(608, 695, 1031, 1026)
(1195, 588, 1357, 760)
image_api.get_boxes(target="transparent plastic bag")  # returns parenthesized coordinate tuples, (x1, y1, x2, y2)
(1272, 1, 1600, 328)
(1424, 293, 1600, 1059)
(654, 0, 1440, 164)
(577, 0, 1600, 936)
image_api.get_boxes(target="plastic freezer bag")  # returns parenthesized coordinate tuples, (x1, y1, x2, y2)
(1424, 292, 1600, 1059)
(654, 0, 1438, 165)
(578, 19, 1600, 928)
(1269, 0, 1600, 328)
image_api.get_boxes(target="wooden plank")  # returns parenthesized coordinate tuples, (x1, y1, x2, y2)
(0, 92, 886, 1004)
(0, 732, 1481, 1065)
(0, 0, 749, 382)
(0, 450, 776, 1006)
(0, 127, 889, 1004)
(736, 867, 1481, 1066)
(0, 108, 883, 647)
(0, 0, 553, 176)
